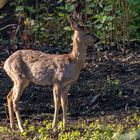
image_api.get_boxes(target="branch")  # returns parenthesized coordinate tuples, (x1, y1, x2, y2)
(90, 94, 101, 105)
(0, 24, 16, 31)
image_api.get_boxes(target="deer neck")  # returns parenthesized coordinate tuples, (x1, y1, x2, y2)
(70, 31, 87, 65)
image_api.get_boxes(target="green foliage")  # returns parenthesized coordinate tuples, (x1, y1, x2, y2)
(0, 126, 9, 132)
(127, 0, 140, 38)
(1, 113, 140, 139)
(0, 0, 140, 47)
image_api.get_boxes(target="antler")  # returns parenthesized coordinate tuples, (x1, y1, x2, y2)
(71, 1, 87, 26)
(72, 12, 84, 27)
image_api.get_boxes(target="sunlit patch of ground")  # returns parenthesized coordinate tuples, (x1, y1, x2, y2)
(0, 111, 140, 140)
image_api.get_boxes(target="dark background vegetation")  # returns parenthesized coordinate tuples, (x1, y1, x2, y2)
(0, 1, 140, 139)
(0, 0, 140, 49)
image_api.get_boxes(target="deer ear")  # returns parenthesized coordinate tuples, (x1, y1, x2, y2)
(69, 16, 79, 31)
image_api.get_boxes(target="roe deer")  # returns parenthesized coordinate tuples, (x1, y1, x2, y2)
(4, 15, 100, 132)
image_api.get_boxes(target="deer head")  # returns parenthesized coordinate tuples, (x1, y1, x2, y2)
(69, 13, 100, 46)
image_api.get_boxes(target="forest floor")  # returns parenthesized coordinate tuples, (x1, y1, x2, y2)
(0, 41, 140, 140)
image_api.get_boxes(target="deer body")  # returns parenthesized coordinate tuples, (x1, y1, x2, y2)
(4, 49, 84, 87)
(4, 16, 99, 132)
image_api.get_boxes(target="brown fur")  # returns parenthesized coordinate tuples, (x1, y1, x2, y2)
(4, 17, 100, 132)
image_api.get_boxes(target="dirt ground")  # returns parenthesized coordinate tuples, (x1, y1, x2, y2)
(0, 41, 140, 135)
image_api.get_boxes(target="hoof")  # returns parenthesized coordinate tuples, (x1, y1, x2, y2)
(10, 125, 16, 132)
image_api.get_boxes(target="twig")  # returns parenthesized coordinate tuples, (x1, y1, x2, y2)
(15, 24, 20, 36)
(122, 55, 133, 62)
(90, 94, 101, 105)
(125, 103, 128, 111)
(0, 24, 16, 31)
(83, 103, 99, 114)
(122, 77, 140, 86)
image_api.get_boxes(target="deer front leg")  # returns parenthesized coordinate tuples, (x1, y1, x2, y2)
(52, 83, 61, 131)
(61, 86, 70, 129)
(7, 88, 16, 130)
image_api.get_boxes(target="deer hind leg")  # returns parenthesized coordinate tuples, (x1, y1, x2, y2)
(52, 82, 62, 130)
(7, 88, 15, 130)
(12, 80, 29, 132)
(61, 86, 70, 129)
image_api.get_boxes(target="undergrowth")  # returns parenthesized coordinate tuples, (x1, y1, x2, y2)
(0, 112, 140, 140)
